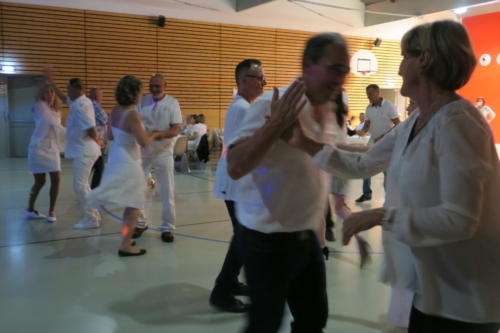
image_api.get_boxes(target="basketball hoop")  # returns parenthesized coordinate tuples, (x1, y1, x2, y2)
(360, 71, 371, 76)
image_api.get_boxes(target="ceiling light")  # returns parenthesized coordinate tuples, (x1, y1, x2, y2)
(453, 7, 468, 14)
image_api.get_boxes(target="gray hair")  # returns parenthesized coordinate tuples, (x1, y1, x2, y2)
(401, 20, 476, 91)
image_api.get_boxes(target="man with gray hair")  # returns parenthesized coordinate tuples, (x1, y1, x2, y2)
(134, 74, 182, 242)
(227, 33, 350, 332)
(210, 58, 267, 313)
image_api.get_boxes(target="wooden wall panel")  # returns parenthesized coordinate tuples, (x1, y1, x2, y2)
(158, 18, 220, 128)
(84, 10, 157, 114)
(1, 3, 85, 121)
(219, 24, 277, 128)
(0, 1, 404, 130)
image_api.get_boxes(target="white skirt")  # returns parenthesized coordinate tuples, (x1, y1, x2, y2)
(28, 145, 61, 174)
(86, 146, 146, 210)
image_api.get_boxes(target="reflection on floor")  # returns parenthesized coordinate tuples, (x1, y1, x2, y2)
(0, 157, 407, 333)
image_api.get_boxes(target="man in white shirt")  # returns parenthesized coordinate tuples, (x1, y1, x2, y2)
(50, 76, 102, 228)
(210, 59, 266, 313)
(134, 74, 182, 242)
(355, 84, 400, 203)
(227, 33, 350, 332)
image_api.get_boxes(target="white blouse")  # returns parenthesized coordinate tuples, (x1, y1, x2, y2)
(314, 99, 500, 323)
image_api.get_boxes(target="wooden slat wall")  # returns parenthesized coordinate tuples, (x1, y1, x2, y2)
(84, 10, 157, 116)
(158, 19, 220, 127)
(0, 2, 403, 129)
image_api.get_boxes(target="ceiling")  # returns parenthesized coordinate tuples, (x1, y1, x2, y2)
(3, 0, 500, 34)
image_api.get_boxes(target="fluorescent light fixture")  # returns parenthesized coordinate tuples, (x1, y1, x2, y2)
(454, 7, 467, 14)
(1, 65, 15, 73)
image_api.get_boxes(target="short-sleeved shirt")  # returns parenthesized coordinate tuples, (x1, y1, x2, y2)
(65, 95, 100, 159)
(138, 93, 183, 155)
(213, 94, 251, 200)
(365, 99, 398, 142)
(92, 101, 108, 138)
(228, 87, 333, 234)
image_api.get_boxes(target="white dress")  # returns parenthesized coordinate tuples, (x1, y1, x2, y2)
(86, 121, 146, 209)
(28, 101, 65, 174)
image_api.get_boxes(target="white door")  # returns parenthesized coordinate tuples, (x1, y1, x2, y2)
(0, 76, 9, 157)
(8, 76, 42, 157)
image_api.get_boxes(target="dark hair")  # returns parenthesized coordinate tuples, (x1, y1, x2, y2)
(235, 59, 262, 83)
(366, 84, 380, 91)
(68, 78, 84, 91)
(196, 113, 205, 124)
(115, 75, 142, 106)
(333, 93, 347, 127)
(303, 33, 346, 66)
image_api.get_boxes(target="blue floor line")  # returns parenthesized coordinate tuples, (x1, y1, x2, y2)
(100, 205, 384, 255)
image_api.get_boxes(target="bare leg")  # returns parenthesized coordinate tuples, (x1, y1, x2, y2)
(48, 172, 60, 216)
(334, 193, 371, 267)
(27, 173, 46, 212)
(120, 207, 144, 253)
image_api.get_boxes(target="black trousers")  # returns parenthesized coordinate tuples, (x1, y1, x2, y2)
(409, 306, 500, 333)
(90, 155, 104, 189)
(241, 226, 328, 333)
(214, 200, 243, 290)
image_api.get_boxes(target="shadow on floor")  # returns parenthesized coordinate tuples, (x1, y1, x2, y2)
(109, 282, 243, 326)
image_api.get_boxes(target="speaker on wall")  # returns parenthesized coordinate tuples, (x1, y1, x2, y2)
(373, 38, 382, 47)
(157, 15, 166, 27)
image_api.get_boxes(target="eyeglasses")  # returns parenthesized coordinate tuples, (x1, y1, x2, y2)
(246, 74, 266, 83)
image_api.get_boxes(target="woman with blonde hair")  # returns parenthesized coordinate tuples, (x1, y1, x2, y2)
(26, 83, 65, 222)
(289, 20, 500, 332)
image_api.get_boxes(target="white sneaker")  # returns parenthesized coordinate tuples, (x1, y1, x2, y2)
(25, 210, 46, 219)
(73, 218, 100, 229)
(47, 216, 57, 223)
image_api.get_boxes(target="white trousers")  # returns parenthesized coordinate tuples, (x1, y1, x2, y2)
(72, 153, 101, 223)
(140, 150, 176, 231)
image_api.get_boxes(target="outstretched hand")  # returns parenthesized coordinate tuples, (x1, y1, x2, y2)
(268, 79, 306, 138)
(342, 208, 386, 245)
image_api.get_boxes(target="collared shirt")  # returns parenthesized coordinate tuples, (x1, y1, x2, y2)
(65, 95, 100, 159)
(365, 98, 398, 142)
(228, 87, 334, 234)
(92, 101, 108, 138)
(213, 94, 251, 200)
(314, 99, 500, 323)
(138, 93, 183, 155)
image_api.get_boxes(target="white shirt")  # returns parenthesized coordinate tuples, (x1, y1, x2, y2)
(365, 99, 398, 142)
(139, 93, 183, 155)
(213, 95, 251, 200)
(314, 99, 500, 323)
(65, 95, 100, 159)
(190, 123, 208, 147)
(228, 87, 334, 234)
(479, 105, 496, 122)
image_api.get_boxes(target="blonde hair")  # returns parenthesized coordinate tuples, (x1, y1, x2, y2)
(36, 83, 56, 109)
(401, 20, 476, 91)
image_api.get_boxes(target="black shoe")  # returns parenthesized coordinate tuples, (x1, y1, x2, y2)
(229, 282, 249, 296)
(209, 290, 250, 313)
(132, 225, 148, 239)
(325, 227, 336, 242)
(355, 194, 372, 203)
(118, 249, 147, 257)
(322, 246, 330, 261)
(161, 231, 174, 243)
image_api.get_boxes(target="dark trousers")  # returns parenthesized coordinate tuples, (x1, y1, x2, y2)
(214, 200, 243, 289)
(241, 226, 328, 333)
(90, 155, 104, 189)
(409, 306, 500, 333)
(362, 178, 372, 197)
(325, 203, 335, 230)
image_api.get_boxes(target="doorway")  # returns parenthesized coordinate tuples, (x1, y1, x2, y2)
(4, 75, 43, 157)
